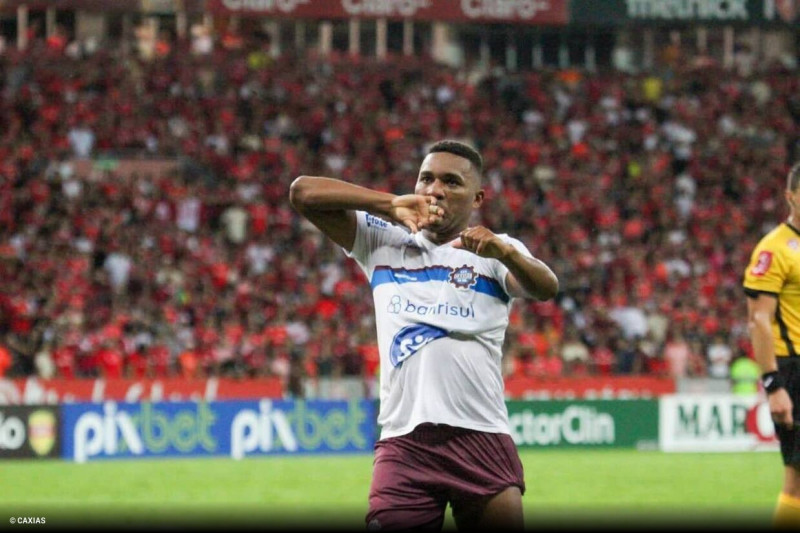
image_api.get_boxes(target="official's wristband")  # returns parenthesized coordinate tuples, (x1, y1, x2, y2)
(761, 371, 785, 394)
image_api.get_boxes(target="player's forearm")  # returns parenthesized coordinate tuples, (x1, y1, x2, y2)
(289, 176, 395, 216)
(500, 247, 559, 301)
(749, 317, 777, 373)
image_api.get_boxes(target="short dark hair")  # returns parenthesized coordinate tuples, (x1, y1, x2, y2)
(427, 140, 483, 176)
(789, 162, 800, 192)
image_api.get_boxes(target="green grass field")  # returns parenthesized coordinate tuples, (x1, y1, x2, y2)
(1, 449, 782, 530)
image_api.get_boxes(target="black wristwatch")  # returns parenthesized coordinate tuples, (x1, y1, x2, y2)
(761, 371, 785, 394)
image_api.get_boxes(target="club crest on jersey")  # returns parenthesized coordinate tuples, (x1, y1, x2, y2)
(449, 265, 478, 290)
(789, 239, 799, 251)
(389, 324, 448, 367)
(750, 251, 773, 276)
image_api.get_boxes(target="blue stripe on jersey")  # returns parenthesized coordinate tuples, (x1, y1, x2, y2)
(371, 266, 510, 303)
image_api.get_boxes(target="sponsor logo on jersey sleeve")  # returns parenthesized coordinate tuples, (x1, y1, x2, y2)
(365, 214, 388, 229)
(750, 251, 773, 276)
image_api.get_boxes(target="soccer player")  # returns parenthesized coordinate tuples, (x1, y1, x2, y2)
(289, 140, 558, 531)
(743, 162, 800, 528)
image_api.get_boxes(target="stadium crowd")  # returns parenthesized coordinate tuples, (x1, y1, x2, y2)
(0, 25, 795, 390)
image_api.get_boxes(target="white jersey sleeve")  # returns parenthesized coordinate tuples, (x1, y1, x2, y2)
(344, 211, 410, 279)
(492, 234, 534, 297)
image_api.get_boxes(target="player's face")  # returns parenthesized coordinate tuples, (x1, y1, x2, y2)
(415, 152, 484, 231)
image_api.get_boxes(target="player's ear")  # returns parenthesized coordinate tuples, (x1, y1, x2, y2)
(472, 189, 484, 209)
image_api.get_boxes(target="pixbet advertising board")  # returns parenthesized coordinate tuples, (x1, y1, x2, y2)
(61, 399, 376, 462)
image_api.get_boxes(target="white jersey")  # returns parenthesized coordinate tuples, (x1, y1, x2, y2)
(345, 211, 533, 440)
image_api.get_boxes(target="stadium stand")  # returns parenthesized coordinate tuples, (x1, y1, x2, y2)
(0, 7, 796, 394)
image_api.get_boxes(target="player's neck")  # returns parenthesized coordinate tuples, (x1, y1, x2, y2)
(421, 228, 460, 246)
(788, 214, 800, 230)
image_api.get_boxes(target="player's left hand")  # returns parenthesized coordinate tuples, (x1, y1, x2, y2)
(451, 226, 513, 259)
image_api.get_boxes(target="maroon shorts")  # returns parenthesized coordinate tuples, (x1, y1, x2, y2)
(365, 423, 525, 531)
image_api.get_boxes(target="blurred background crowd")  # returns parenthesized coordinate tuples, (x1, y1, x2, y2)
(0, 21, 795, 389)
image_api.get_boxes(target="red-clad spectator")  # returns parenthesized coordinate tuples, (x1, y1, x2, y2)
(149, 343, 173, 377)
(45, 28, 68, 54)
(315, 298, 339, 321)
(591, 341, 616, 376)
(154, 31, 172, 59)
(265, 323, 288, 348)
(75, 338, 99, 377)
(532, 350, 564, 378)
(644, 352, 670, 377)
(358, 342, 380, 378)
(96, 340, 124, 379)
(517, 329, 550, 359)
(241, 325, 268, 375)
(7, 295, 34, 335)
(53, 343, 77, 379)
(222, 318, 244, 347)
(126, 348, 150, 379)
(178, 346, 200, 379)
(0, 343, 11, 377)
(208, 260, 231, 291)
(249, 202, 270, 236)
(221, 28, 244, 50)
(196, 318, 219, 352)
(510, 347, 536, 378)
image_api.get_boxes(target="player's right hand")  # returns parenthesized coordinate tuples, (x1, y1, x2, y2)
(390, 194, 442, 233)
(768, 389, 794, 429)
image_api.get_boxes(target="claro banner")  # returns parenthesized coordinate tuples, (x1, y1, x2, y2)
(61, 399, 376, 462)
(206, 0, 569, 24)
(659, 394, 779, 452)
(0, 405, 60, 459)
(507, 400, 659, 449)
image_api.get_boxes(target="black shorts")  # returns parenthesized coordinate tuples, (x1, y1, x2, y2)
(365, 423, 525, 531)
(776, 357, 800, 465)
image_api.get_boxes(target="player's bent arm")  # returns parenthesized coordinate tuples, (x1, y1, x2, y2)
(289, 176, 395, 252)
(746, 293, 779, 374)
(746, 293, 794, 427)
(502, 249, 559, 301)
(453, 227, 558, 301)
